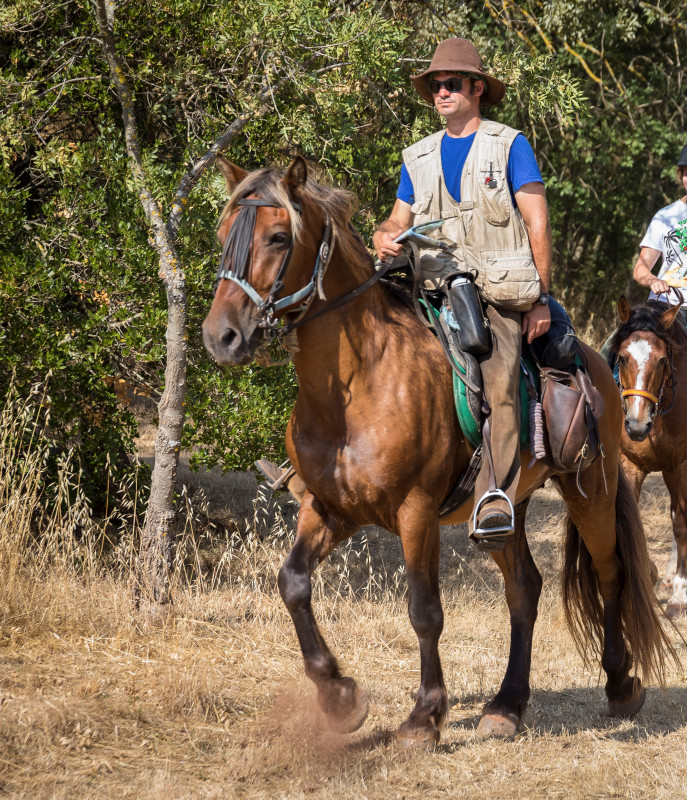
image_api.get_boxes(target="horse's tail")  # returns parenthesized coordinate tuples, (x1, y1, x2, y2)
(561, 463, 677, 685)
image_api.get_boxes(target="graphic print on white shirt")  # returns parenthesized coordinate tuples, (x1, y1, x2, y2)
(640, 199, 687, 301)
(661, 218, 687, 286)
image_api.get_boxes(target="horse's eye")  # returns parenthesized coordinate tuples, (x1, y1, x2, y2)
(269, 232, 288, 247)
(618, 354, 627, 365)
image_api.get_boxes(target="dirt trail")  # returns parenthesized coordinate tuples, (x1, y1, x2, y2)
(1, 467, 685, 800)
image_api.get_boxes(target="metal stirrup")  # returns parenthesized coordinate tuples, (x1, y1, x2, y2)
(470, 489, 515, 550)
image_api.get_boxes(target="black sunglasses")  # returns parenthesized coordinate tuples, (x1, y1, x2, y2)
(426, 77, 467, 94)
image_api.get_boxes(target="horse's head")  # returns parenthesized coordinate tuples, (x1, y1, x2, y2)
(202, 156, 324, 366)
(614, 296, 682, 441)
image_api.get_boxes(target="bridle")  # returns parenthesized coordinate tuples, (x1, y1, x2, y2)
(215, 197, 334, 335)
(215, 195, 394, 342)
(619, 341, 677, 422)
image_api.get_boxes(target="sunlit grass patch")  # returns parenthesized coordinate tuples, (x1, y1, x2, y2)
(2, 391, 687, 798)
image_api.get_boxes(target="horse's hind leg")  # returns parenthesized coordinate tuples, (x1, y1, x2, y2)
(477, 497, 542, 737)
(621, 456, 659, 584)
(559, 467, 647, 718)
(663, 466, 687, 616)
(277, 493, 369, 732)
(396, 501, 447, 748)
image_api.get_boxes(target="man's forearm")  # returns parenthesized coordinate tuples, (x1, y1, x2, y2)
(514, 183, 552, 292)
(375, 216, 406, 235)
(527, 219, 552, 292)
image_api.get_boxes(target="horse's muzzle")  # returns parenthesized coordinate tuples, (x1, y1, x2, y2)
(624, 417, 652, 442)
(202, 315, 258, 366)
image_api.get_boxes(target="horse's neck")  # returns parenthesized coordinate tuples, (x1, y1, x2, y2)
(666, 339, 687, 419)
(291, 250, 395, 387)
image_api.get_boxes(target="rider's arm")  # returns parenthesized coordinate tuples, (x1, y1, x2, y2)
(633, 247, 667, 294)
(373, 199, 414, 261)
(515, 182, 551, 291)
(515, 181, 552, 342)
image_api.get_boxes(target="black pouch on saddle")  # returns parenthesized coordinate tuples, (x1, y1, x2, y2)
(446, 273, 491, 356)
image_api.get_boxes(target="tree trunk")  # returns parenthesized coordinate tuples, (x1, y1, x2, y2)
(136, 250, 187, 606)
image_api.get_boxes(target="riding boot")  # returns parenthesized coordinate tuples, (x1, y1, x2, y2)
(470, 306, 522, 550)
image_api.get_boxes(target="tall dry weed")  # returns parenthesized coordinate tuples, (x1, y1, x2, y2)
(2, 402, 687, 800)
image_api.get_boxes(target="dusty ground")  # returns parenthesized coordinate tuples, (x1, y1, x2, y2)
(2, 445, 687, 799)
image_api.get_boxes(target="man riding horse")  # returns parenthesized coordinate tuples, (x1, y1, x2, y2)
(631, 143, 687, 304)
(373, 38, 552, 542)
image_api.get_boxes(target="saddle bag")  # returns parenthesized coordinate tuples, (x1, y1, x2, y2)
(539, 365, 605, 484)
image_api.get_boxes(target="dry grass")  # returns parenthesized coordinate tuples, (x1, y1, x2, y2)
(3, 411, 687, 798)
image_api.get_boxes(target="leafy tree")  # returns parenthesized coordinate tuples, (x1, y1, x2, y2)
(1, 0, 410, 599)
(3, 0, 683, 600)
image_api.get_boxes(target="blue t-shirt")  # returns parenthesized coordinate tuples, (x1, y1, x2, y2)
(396, 132, 543, 206)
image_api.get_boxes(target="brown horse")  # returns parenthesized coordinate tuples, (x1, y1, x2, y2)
(202, 156, 673, 746)
(610, 296, 687, 616)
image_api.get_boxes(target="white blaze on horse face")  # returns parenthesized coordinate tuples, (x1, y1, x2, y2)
(625, 338, 654, 421)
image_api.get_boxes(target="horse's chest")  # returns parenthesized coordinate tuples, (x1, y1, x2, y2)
(623, 419, 687, 472)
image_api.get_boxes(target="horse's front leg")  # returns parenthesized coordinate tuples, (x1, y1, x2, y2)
(663, 466, 687, 616)
(277, 492, 369, 732)
(477, 497, 542, 737)
(396, 498, 447, 748)
(619, 453, 647, 500)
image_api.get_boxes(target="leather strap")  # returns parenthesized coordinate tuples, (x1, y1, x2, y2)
(281, 256, 396, 335)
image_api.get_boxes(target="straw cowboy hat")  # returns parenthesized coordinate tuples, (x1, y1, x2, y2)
(411, 38, 506, 107)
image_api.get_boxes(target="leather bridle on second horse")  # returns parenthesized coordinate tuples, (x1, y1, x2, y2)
(619, 338, 677, 422)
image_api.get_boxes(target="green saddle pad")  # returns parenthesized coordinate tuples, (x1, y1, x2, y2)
(453, 357, 539, 450)
(421, 298, 539, 450)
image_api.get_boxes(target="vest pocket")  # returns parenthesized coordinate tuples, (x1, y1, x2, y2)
(476, 160, 510, 226)
(476, 251, 541, 311)
(410, 193, 432, 216)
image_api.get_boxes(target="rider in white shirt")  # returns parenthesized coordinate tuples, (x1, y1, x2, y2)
(633, 144, 687, 305)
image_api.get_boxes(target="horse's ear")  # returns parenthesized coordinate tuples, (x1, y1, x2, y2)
(284, 156, 308, 198)
(618, 296, 632, 323)
(660, 301, 683, 330)
(216, 156, 247, 193)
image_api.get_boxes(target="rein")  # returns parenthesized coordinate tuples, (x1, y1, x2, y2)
(215, 196, 394, 344)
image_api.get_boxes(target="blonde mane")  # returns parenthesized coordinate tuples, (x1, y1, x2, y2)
(218, 167, 371, 268)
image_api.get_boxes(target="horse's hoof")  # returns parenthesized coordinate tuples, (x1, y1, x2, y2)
(476, 712, 520, 738)
(607, 686, 646, 718)
(324, 685, 369, 733)
(666, 600, 687, 618)
(396, 725, 440, 750)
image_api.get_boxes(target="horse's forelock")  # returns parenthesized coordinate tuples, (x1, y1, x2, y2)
(218, 169, 302, 240)
(609, 300, 686, 355)
(217, 166, 369, 268)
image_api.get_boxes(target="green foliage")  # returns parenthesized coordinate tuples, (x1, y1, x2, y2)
(2, 0, 685, 518)
(0, 0, 411, 508)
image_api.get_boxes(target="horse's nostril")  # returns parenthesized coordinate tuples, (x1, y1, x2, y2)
(220, 327, 237, 348)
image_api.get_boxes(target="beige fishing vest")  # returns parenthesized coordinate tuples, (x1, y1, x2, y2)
(402, 119, 541, 311)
